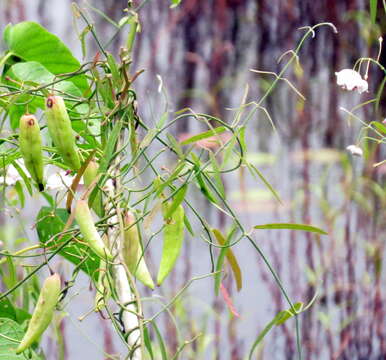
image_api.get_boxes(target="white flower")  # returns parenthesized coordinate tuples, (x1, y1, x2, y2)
(346, 145, 363, 157)
(0, 160, 29, 186)
(335, 69, 368, 94)
(46, 170, 83, 190)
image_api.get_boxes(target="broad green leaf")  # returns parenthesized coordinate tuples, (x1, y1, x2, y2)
(212, 229, 242, 292)
(4, 22, 88, 94)
(0, 299, 30, 325)
(254, 223, 328, 235)
(6, 93, 41, 130)
(180, 126, 227, 146)
(0, 299, 16, 321)
(157, 205, 185, 285)
(36, 207, 100, 280)
(0, 318, 40, 359)
(10, 62, 86, 110)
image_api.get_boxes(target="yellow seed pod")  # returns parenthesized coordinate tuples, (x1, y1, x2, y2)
(19, 114, 44, 191)
(123, 210, 154, 289)
(16, 273, 61, 354)
(75, 199, 112, 260)
(45, 95, 81, 171)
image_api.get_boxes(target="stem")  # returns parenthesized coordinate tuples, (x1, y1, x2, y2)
(106, 130, 143, 360)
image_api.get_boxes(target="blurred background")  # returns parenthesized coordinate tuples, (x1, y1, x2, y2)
(0, 1, 385, 359)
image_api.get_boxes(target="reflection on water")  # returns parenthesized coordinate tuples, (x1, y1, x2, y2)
(0, 0, 385, 359)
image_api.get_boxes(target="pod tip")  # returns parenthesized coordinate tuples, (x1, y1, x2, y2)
(38, 183, 44, 192)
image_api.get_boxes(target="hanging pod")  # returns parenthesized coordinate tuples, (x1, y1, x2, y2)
(75, 199, 113, 260)
(16, 273, 61, 354)
(19, 114, 45, 191)
(45, 95, 81, 171)
(157, 204, 185, 285)
(123, 211, 154, 289)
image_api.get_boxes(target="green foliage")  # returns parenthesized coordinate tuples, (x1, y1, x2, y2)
(0, 10, 348, 360)
(3, 21, 88, 93)
(0, 318, 40, 359)
(36, 207, 100, 280)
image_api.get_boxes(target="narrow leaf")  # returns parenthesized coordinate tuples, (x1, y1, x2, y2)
(180, 126, 227, 145)
(164, 184, 188, 220)
(254, 223, 328, 235)
(370, 0, 378, 23)
(212, 228, 242, 291)
(248, 302, 304, 359)
(220, 283, 240, 317)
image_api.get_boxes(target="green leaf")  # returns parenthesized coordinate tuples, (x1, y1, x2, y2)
(157, 205, 185, 285)
(143, 326, 154, 360)
(155, 161, 186, 197)
(163, 184, 188, 220)
(248, 302, 303, 359)
(180, 126, 227, 146)
(14, 181, 25, 208)
(151, 321, 168, 360)
(212, 229, 242, 292)
(370, 0, 378, 23)
(209, 152, 225, 199)
(4, 21, 88, 94)
(10, 62, 85, 105)
(247, 162, 282, 204)
(371, 121, 386, 135)
(36, 207, 100, 280)
(0, 318, 40, 359)
(170, 0, 182, 8)
(10, 160, 32, 196)
(254, 223, 328, 235)
(0, 299, 30, 325)
(0, 299, 16, 321)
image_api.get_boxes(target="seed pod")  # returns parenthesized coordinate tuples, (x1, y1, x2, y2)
(45, 95, 81, 171)
(16, 273, 61, 354)
(19, 114, 44, 191)
(83, 160, 103, 217)
(75, 199, 112, 260)
(157, 204, 185, 285)
(123, 211, 154, 289)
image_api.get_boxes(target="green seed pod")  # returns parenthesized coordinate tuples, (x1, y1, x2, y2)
(45, 95, 81, 171)
(123, 211, 154, 289)
(75, 199, 112, 260)
(19, 114, 44, 191)
(157, 204, 185, 285)
(83, 160, 103, 217)
(16, 273, 61, 354)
